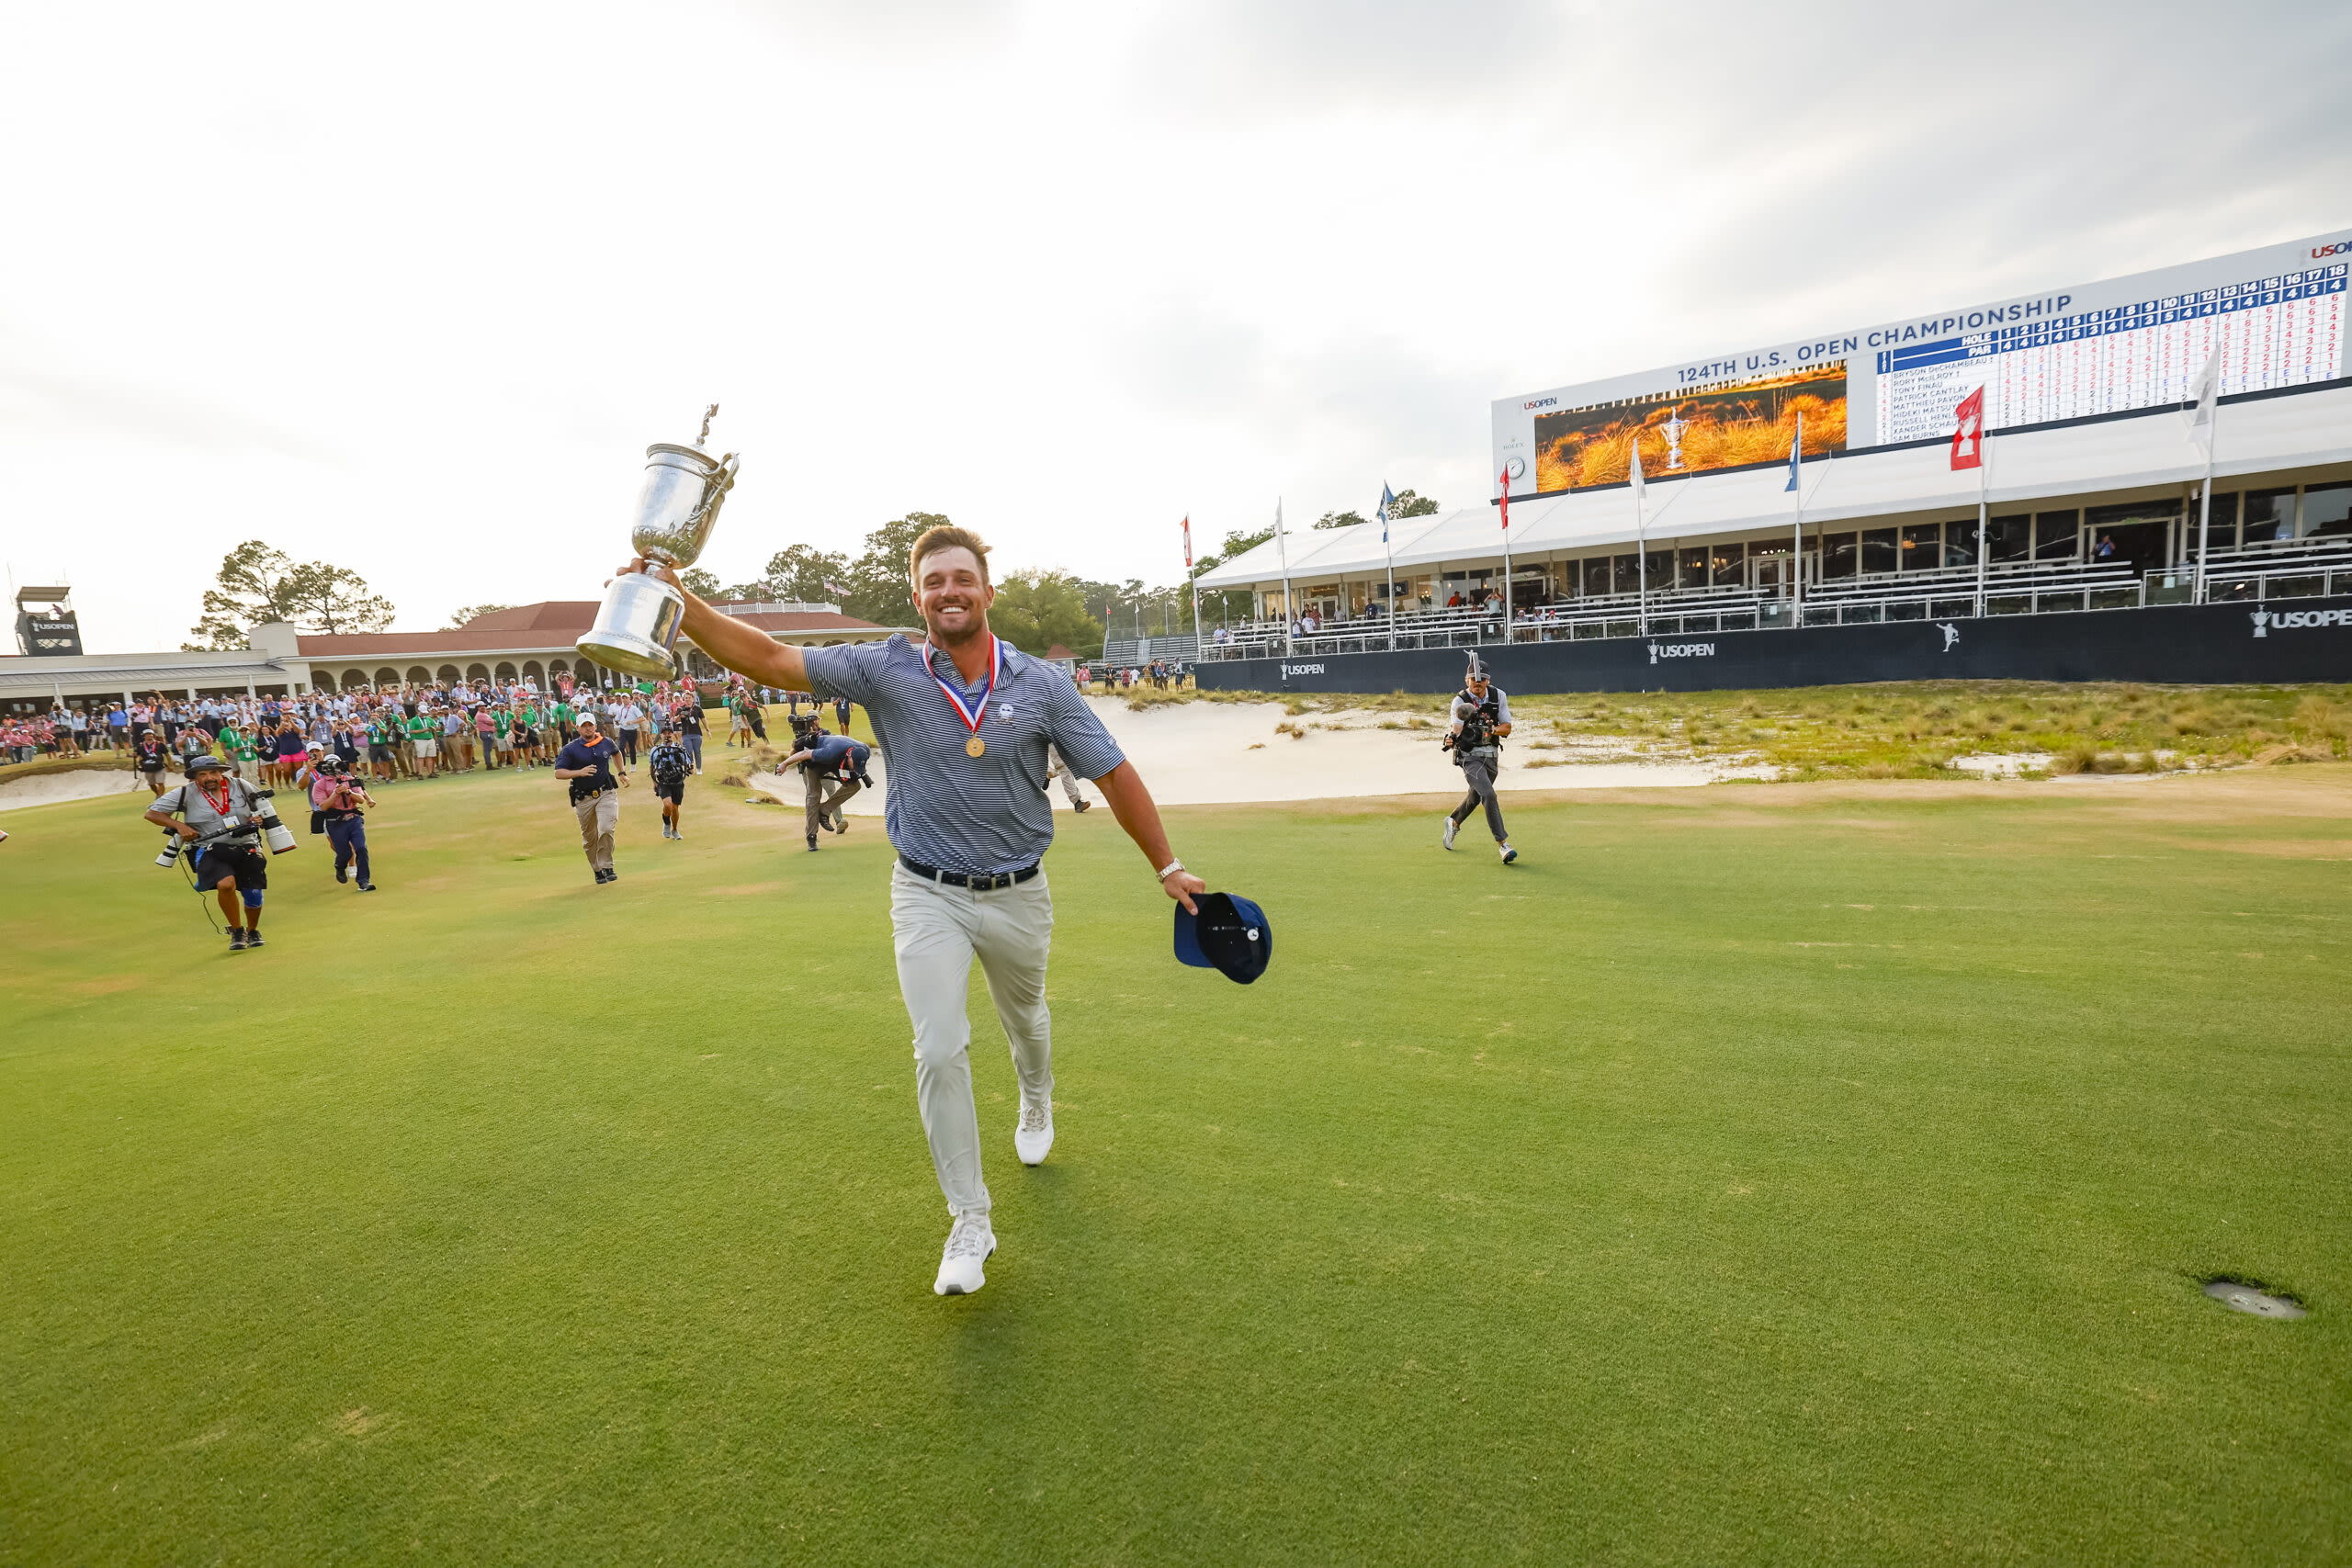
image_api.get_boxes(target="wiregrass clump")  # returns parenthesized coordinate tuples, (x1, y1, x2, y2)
(1147, 680, 2351, 780)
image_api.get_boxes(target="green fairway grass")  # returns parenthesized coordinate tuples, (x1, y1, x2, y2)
(4, 761, 2348, 1564)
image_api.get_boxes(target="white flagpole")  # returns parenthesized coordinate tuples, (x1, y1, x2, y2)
(1385, 514, 1396, 655)
(1974, 438, 1990, 619)
(1275, 497, 1293, 656)
(2195, 457, 2215, 604)
(1632, 433, 1647, 636)
(1184, 517, 1202, 662)
(1499, 472, 1513, 641)
(2191, 351, 2220, 604)
(1791, 411, 1805, 626)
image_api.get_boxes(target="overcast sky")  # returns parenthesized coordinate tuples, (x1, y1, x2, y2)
(6, 0, 2346, 651)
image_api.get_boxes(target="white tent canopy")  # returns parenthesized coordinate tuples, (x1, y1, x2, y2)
(1195, 385, 2352, 590)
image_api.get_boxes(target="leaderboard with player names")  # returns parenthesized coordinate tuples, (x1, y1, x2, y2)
(1873, 264, 2348, 444)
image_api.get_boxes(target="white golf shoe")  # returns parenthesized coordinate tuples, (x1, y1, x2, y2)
(1442, 816, 1458, 851)
(1015, 1100, 1055, 1166)
(933, 1213, 996, 1296)
(1499, 842, 1519, 864)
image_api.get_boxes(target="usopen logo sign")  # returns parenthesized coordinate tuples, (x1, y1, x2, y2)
(1646, 641, 1715, 665)
(2251, 607, 2352, 637)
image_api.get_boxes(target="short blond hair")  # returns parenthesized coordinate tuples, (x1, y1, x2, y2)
(909, 525, 992, 587)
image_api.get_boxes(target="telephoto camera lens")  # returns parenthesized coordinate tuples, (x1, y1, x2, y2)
(154, 834, 182, 869)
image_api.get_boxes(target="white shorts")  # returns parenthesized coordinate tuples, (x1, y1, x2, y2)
(414, 739, 438, 758)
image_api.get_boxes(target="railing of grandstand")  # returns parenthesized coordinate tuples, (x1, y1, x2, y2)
(2195, 538, 2352, 605)
(1192, 544, 2352, 660)
(1100, 636, 1202, 667)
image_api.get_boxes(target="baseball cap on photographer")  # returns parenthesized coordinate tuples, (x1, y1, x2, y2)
(1173, 891, 1272, 985)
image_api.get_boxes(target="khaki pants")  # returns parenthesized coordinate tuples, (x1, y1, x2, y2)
(573, 789, 617, 872)
(889, 864, 1054, 1219)
(803, 767, 861, 840)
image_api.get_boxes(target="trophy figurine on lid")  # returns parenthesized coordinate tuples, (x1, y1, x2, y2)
(576, 403, 741, 679)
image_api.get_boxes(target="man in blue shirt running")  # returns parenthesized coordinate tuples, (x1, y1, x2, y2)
(614, 524, 1208, 1297)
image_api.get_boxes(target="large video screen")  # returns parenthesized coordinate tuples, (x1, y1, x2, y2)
(1533, 362, 1845, 491)
(1494, 230, 2351, 497)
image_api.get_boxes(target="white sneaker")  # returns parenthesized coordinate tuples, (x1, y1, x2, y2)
(933, 1213, 996, 1296)
(1442, 816, 1458, 851)
(1015, 1100, 1054, 1166)
(1499, 842, 1518, 864)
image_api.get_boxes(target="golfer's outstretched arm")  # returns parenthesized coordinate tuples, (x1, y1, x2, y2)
(615, 558, 808, 692)
(1091, 761, 1206, 912)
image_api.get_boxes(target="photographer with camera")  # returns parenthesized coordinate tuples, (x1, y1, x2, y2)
(133, 729, 170, 796)
(647, 720, 691, 840)
(777, 714, 872, 852)
(146, 753, 286, 951)
(308, 753, 379, 891)
(1439, 652, 1518, 865)
(552, 711, 628, 884)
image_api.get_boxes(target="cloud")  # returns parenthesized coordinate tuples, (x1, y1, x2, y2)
(1133, 0, 1582, 118)
(745, 0, 1023, 56)
(1107, 295, 1498, 513)
(0, 348, 338, 466)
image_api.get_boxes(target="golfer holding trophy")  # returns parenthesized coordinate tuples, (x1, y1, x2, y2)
(584, 429, 1207, 1298)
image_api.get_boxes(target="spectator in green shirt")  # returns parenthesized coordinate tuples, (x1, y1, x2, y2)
(407, 710, 439, 778)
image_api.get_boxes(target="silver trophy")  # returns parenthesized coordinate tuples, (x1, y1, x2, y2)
(576, 404, 741, 679)
(1659, 403, 1689, 469)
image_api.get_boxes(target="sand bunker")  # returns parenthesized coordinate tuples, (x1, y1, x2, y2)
(0, 766, 144, 814)
(750, 698, 1762, 816)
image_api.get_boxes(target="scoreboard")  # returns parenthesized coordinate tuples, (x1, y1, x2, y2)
(1494, 230, 2352, 495)
(1874, 263, 2346, 443)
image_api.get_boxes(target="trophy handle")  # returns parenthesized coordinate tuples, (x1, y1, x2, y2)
(680, 451, 740, 534)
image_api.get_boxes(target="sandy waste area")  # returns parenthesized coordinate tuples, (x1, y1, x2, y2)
(750, 697, 1767, 815)
(0, 767, 147, 813)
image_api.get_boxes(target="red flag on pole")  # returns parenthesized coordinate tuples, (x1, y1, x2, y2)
(1182, 514, 1193, 570)
(1498, 466, 1510, 531)
(1951, 387, 1984, 471)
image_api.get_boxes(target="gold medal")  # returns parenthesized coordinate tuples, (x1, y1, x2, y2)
(966, 736, 986, 758)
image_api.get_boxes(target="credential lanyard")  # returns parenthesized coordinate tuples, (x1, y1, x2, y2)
(925, 636, 1001, 740)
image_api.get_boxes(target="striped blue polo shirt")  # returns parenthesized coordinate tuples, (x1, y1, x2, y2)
(802, 636, 1125, 874)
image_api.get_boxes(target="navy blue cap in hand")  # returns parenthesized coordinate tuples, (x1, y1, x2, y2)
(1174, 891, 1272, 985)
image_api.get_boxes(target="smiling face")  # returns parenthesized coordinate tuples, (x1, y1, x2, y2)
(912, 545, 996, 647)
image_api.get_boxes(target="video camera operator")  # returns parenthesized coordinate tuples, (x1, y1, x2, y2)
(145, 753, 281, 950)
(647, 720, 692, 840)
(309, 753, 379, 891)
(778, 714, 871, 852)
(1439, 652, 1519, 865)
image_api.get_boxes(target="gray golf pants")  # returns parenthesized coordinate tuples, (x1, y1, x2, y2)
(1450, 753, 1507, 842)
(889, 864, 1054, 1220)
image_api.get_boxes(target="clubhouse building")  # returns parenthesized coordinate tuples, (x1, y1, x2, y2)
(1, 600, 902, 716)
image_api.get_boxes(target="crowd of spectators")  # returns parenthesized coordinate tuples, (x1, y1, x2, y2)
(1071, 660, 1185, 693)
(0, 676, 785, 779)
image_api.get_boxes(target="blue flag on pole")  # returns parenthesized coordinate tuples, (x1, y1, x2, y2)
(1784, 413, 1804, 493)
(1377, 483, 1396, 543)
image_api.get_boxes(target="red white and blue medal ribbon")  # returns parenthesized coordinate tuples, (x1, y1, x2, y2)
(928, 636, 1001, 757)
